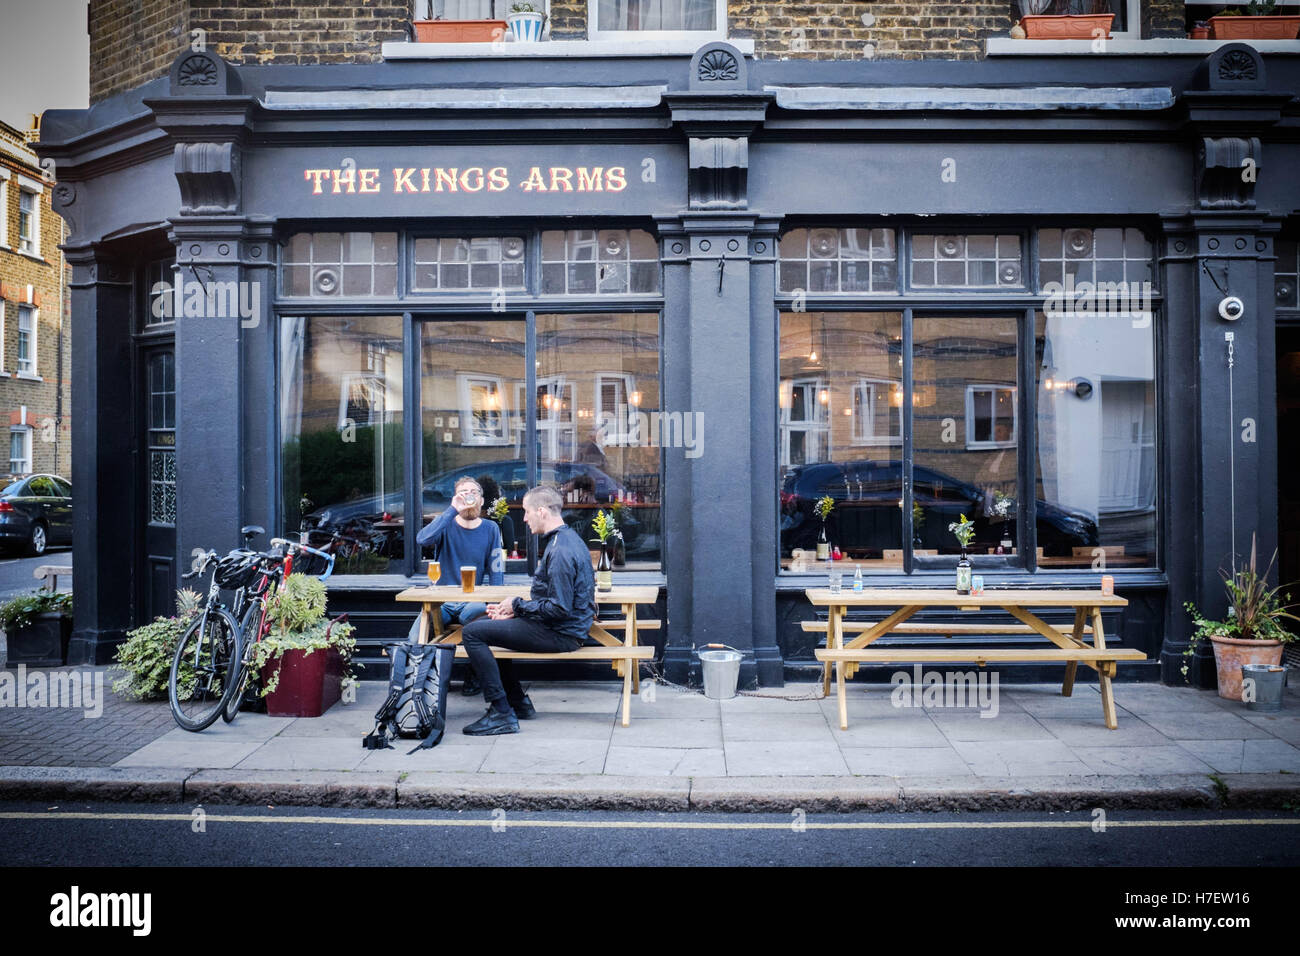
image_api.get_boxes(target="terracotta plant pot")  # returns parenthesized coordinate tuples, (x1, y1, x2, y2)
(1209, 634, 1284, 701)
(261, 647, 344, 717)
(1190, 26, 1210, 39)
(1208, 15, 1300, 39)
(1019, 14, 1114, 39)
(413, 19, 507, 42)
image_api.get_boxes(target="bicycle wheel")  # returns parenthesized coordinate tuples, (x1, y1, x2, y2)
(222, 602, 261, 723)
(169, 607, 241, 732)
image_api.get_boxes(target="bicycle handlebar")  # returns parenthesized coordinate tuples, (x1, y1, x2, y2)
(269, 538, 335, 582)
(181, 549, 218, 580)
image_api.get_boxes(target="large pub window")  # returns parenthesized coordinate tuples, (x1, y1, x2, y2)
(777, 224, 1158, 575)
(278, 228, 663, 575)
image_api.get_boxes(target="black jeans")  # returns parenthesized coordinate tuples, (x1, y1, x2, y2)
(459, 616, 582, 707)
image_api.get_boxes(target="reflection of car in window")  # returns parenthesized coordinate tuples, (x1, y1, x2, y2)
(780, 460, 1097, 558)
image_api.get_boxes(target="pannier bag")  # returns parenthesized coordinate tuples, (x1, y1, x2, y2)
(363, 641, 454, 753)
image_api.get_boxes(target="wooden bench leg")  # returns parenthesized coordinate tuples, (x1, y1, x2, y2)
(836, 659, 848, 730)
(1092, 607, 1118, 729)
(1062, 608, 1085, 696)
(621, 657, 632, 728)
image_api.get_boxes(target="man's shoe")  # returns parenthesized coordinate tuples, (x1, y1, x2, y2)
(461, 675, 483, 696)
(510, 695, 537, 720)
(463, 707, 520, 736)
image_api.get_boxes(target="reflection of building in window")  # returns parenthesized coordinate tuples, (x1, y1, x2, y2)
(852, 378, 901, 445)
(965, 385, 1017, 449)
(457, 373, 510, 445)
(594, 372, 635, 441)
(339, 373, 389, 428)
(780, 377, 829, 466)
(516, 377, 575, 459)
(1098, 380, 1155, 513)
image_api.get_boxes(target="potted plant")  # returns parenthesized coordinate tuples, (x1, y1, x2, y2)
(110, 589, 202, 699)
(591, 509, 617, 591)
(506, 2, 546, 41)
(1190, 20, 1211, 38)
(1183, 536, 1299, 700)
(1, 590, 74, 667)
(413, 9, 507, 43)
(244, 573, 357, 717)
(1210, 0, 1300, 39)
(1019, 0, 1116, 39)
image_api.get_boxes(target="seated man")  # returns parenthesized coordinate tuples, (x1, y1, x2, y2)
(459, 484, 596, 736)
(407, 477, 504, 648)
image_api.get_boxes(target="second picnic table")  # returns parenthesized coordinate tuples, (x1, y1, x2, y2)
(394, 584, 659, 726)
(805, 587, 1142, 731)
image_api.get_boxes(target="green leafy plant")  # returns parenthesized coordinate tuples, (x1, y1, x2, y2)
(948, 514, 976, 549)
(110, 590, 201, 701)
(488, 496, 509, 522)
(244, 573, 356, 697)
(814, 495, 834, 521)
(0, 590, 72, 633)
(510, 2, 538, 11)
(592, 508, 617, 543)
(1181, 535, 1299, 677)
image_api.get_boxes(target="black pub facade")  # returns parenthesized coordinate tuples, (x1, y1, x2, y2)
(37, 40, 1300, 687)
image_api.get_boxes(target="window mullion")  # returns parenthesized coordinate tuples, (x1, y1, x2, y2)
(902, 306, 914, 575)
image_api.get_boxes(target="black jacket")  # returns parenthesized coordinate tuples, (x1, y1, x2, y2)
(512, 523, 596, 642)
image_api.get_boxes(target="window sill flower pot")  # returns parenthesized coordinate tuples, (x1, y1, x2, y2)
(413, 19, 508, 43)
(1019, 14, 1114, 38)
(261, 647, 343, 717)
(3, 612, 72, 668)
(1208, 15, 1300, 39)
(506, 11, 546, 42)
(1208, 634, 1284, 701)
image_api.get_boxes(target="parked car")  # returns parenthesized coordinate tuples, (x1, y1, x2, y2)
(302, 459, 649, 558)
(780, 460, 1097, 558)
(0, 474, 74, 556)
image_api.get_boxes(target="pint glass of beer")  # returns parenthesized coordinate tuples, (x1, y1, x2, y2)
(427, 560, 440, 586)
(460, 566, 476, 593)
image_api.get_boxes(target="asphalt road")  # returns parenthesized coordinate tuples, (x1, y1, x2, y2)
(0, 802, 1296, 867)
(0, 548, 72, 599)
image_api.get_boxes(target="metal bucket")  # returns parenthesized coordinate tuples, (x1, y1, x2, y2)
(1241, 663, 1289, 712)
(699, 643, 742, 700)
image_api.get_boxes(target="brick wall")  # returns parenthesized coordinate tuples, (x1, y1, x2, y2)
(0, 125, 73, 483)
(90, 0, 1185, 100)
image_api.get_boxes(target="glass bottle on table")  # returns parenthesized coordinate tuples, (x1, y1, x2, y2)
(816, 523, 830, 561)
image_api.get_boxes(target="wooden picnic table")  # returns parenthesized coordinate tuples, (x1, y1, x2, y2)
(805, 588, 1142, 731)
(395, 584, 659, 726)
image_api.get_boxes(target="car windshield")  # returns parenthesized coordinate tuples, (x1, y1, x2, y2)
(1, 480, 25, 496)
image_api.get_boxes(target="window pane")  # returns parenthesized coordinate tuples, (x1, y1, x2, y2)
(913, 234, 1022, 289)
(1035, 310, 1155, 568)
(779, 228, 898, 293)
(537, 313, 661, 570)
(913, 316, 1020, 563)
(596, 0, 717, 31)
(281, 315, 404, 573)
(779, 311, 904, 571)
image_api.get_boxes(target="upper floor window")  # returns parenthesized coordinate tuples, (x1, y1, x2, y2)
(18, 188, 39, 256)
(0, 171, 8, 247)
(589, 0, 724, 38)
(16, 306, 37, 375)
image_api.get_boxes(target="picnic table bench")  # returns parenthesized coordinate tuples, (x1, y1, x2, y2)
(806, 588, 1143, 731)
(395, 584, 659, 727)
(33, 565, 73, 592)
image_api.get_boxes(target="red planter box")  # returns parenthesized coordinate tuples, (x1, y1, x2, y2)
(262, 647, 343, 718)
(1019, 14, 1114, 38)
(1208, 15, 1300, 39)
(413, 19, 507, 42)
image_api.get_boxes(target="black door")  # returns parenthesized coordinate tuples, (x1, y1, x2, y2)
(139, 346, 177, 622)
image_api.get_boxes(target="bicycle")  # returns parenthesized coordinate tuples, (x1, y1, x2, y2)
(168, 550, 245, 732)
(220, 536, 335, 724)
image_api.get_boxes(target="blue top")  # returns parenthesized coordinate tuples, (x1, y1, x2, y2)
(417, 509, 504, 587)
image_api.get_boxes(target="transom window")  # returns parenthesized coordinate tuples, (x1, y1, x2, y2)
(779, 228, 898, 294)
(541, 229, 660, 295)
(911, 234, 1023, 289)
(1276, 238, 1298, 308)
(412, 237, 526, 292)
(1037, 227, 1153, 289)
(283, 231, 398, 298)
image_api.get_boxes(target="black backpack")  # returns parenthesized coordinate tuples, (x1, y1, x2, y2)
(363, 642, 454, 753)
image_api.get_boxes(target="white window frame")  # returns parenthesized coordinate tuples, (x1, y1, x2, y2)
(779, 376, 830, 467)
(965, 384, 1018, 450)
(337, 372, 390, 430)
(0, 167, 9, 247)
(587, 0, 727, 42)
(16, 175, 43, 258)
(9, 426, 32, 475)
(517, 375, 575, 459)
(456, 373, 511, 446)
(594, 372, 636, 442)
(16, 305, 37, 377)
(851, 378, 902, 446)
